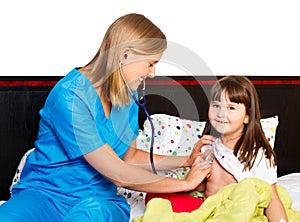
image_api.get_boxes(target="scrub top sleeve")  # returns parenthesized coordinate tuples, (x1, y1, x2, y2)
(51, 91, 106, 158)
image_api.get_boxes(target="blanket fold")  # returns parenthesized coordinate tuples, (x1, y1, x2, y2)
(133, 178, 300, 222)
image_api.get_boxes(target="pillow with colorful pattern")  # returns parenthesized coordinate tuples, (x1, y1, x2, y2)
(136, 114, 278, 157)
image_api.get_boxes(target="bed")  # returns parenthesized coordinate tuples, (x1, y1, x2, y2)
(0, 75, 300, 221)
(120, 113, 300, 220)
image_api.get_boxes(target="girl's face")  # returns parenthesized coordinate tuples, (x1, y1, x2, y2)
(208, 91, 249, 139)
(121, 53, 162, 91)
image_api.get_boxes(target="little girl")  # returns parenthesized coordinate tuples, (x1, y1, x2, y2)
(194, 75, 287, 222)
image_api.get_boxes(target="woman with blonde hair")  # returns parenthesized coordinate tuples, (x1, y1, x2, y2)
(0, 13, 211, 222)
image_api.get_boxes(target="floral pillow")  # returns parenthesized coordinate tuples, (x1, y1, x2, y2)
(136, 114, 206, 156)
(260, 115, 278, 149)
(137, 114, 279, 157)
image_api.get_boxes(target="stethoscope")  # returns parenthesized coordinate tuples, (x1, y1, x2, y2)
(119, 62, 157, 174)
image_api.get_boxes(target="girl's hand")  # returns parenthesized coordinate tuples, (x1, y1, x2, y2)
(186, 135, 215, 167)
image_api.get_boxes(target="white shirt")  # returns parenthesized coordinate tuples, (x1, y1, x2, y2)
(202, 138, 277, 184)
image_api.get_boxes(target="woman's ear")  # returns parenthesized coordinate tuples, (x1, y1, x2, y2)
(119, 48, 131, 63)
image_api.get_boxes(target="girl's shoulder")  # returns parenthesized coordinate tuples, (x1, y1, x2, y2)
(253, 147, 276, 166)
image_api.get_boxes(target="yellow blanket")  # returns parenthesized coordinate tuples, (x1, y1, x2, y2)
(133, 178, 300, 222)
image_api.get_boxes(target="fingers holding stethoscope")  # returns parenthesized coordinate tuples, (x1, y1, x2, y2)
(184, 156, 212, 189)
(187, 135, 215, 167)
(193, 135, 215, 153)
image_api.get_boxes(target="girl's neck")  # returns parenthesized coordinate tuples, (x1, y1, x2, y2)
(220, 134, 241, 150)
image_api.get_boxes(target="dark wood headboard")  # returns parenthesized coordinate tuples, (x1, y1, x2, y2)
(0, 75, 299, 201)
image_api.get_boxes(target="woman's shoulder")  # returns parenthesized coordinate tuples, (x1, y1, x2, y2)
(45, 68, 96, 108)
(57, 68, 89, 89)
(54, 68, 95, 95)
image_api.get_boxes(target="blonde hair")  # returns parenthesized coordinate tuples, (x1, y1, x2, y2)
(83, 13, 167, 107)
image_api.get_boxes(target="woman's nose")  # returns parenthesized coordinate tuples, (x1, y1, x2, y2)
(148, 73, 155, 78)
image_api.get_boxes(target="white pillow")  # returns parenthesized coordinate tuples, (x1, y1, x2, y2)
(137, 114, 279, 157)
(137, 114, 206, 156)
(10, 148, 35, 191)
(260, 115, 278, 149)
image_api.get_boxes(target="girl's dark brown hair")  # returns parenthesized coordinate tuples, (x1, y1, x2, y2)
(203, 76, 277, 170)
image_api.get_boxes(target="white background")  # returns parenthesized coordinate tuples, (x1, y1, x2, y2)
(1, 0, 300, 76)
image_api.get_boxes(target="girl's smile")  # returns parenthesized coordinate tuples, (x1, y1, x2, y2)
(209, 91, 249, 140)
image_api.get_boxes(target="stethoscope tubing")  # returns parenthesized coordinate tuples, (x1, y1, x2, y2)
(119, 62, 157, 174)
(133, 93, 157, 174)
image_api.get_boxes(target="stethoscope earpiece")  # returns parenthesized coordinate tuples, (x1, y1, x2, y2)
(119, 54, 128, 66)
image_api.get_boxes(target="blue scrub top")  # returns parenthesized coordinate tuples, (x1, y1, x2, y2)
(13, 68, 139, 205)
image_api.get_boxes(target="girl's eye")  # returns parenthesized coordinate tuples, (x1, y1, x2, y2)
(211, 104, 220, 109)
(228, 106, 236, 110)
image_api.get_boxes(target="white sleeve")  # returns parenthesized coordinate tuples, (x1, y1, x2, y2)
(252, 149, 278, 184)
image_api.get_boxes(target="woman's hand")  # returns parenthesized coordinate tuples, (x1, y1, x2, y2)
(183, 156, 212, 190)
(85, 144, 211, 193)
(185, 135, 215, 167)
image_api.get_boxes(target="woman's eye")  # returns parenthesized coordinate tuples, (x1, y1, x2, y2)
(228, 106, 235, 110)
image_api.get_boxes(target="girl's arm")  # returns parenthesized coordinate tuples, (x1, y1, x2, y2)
(265, 184, 288, 222)
(194, 179, 207, 192)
